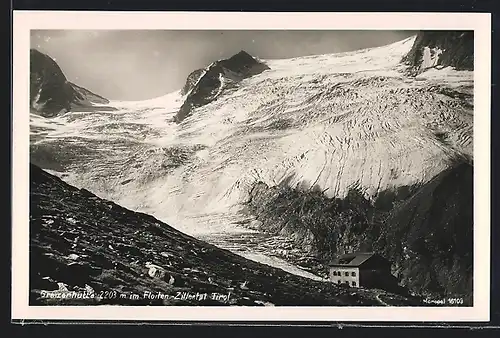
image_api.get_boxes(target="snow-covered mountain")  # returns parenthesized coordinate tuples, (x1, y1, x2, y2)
(403, 31, 474, 74)
(29, 32, 474, 297)
(30, 49, 111, 117)
(31, 33, 473, 230)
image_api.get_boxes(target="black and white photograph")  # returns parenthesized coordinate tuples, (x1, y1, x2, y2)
(12, 12, 491, 322)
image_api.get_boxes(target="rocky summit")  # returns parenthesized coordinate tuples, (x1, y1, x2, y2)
(30, 163, 421, 306)
(175, 50, 270, 122)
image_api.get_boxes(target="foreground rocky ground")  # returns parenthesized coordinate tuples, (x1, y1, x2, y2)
(30, 164, 423, 306)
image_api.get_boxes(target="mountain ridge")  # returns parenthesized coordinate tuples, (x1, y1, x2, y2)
(175, 50, 270, 123)
(30, 49, 111, 117)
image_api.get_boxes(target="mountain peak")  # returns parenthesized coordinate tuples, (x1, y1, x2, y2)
(30, 49, 109, 117)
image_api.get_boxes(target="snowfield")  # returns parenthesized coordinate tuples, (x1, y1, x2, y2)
(30, 35, 473, 267)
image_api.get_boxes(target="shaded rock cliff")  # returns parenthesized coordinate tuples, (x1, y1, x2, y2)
(175, 50, 270, 123)
(29, 163, 421, 306)
(30, 49, 110, 117)
(376, 161, 473, 300)
(402, 31, 474, 75)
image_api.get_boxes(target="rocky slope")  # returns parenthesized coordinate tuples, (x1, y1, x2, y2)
(402, 31, 474, 75)
(175, 50, 270, 122)
(30, 49, 111, 117)
(30, 163, 422, 306)
(244, 160, 473, 303)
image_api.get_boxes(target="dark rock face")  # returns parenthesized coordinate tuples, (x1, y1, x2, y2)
(180, 68, 205, 95)
(29, 163, 420, 306)
(402, 31, 474, 75)
(245, 162, 473, 303)
(30, 49, 110, 117)
(175, 51, 270, 123)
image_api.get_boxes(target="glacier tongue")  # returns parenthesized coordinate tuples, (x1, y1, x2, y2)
(30, 35, 473, 239)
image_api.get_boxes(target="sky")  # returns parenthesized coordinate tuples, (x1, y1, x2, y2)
(31, 30, 416, 101)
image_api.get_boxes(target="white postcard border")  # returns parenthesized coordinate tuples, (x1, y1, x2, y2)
(12, 11, 491, 322)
